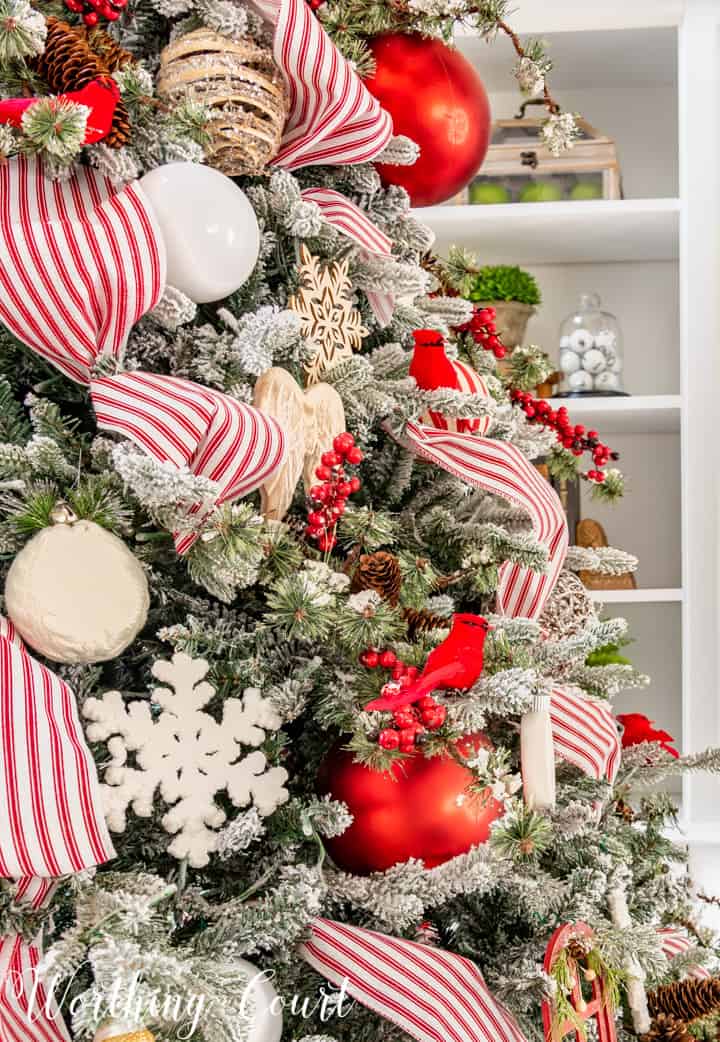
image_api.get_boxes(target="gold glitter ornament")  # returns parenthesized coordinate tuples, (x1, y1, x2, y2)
(289, 244, 368, 385)
(157, 28, 288, 176)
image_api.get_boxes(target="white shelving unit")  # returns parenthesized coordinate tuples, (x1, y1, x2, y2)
(414, 0, 720, 893)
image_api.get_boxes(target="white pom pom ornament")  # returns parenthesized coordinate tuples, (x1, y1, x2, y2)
(5, 506, 149, 664)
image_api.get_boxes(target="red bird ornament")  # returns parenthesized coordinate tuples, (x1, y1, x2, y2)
(364, 612, 492, 713)
(409, 328, 492, 436)
(0, 77, 120, 145)
(616, 713, 679, 758)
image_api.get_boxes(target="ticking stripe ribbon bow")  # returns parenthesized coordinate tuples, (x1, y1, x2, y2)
(301, 918, 528, 1042)
(0, 617, 115, 1042)
(248, 0, 397, 324)
(0, 155, 286, 554)
(400, 421, 620, 783)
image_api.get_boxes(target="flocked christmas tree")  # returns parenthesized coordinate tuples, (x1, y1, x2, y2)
(0, 2, 718, 1042)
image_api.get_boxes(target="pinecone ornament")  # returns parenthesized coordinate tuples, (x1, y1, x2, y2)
(32, 17, 131, 147)
(648, 977, 720, 1022)
(642, 1014, 693, 1042)
(402, 606, 450, 639)
(350, 551, 402, 606)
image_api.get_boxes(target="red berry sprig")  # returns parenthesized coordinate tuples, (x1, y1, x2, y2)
(453, 305, 507, 360)
(360, 647, 446, 751)
(306, 432, 363, 553)
(64, 0, 127, 25)
(510, 390, 619, 484)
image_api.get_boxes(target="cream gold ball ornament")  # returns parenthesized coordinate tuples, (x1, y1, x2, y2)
(94, 1023, 155, 1042)
(5, 506, 149, 664)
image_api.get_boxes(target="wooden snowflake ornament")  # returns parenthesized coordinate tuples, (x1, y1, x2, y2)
(289, 244, 368, 385)
(83, 652, 289, 867)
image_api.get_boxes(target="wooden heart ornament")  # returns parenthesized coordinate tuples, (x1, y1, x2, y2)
(253, 367, 346, 520)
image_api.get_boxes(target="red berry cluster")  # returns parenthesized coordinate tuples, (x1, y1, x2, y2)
(65, 0, 127, 25)
(453, 305, 507, 360)
(306, 432, 363, 552)
(510, 390, 619, 483)
(359, 647, 447, 752)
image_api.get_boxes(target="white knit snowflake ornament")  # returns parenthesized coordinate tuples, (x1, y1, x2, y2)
(83, 652, 289, 867)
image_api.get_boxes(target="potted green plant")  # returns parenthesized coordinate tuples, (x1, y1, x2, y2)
(467, 264, 541, 349)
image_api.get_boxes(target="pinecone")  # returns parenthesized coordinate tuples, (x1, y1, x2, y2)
(83, 26, 134, 72)
(648, 977, 720, 1023)
(642, 1015, 693, 1042)
(403, 607, 450, 640)
(32, 17, 131, 149)
(350, 551, 402, 606)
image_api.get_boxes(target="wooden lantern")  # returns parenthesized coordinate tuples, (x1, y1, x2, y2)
(461, 107, 622, 205)
(541, 922, 617, 1042)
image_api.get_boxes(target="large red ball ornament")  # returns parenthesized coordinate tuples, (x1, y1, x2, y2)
(365, 33, 492, 208)
(317, 734, 503, 874)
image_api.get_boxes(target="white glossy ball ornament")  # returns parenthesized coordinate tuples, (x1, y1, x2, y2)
(236, 957, 283, 1042)
(139, 162, 260, 304)
(594, 370, 621, 392)
(560, 349, 581, 375)
(5, 510, 149, 664)
(568, 328, 595, 354)
(568, 370, 593, 393)
(582, 348, 607, 375)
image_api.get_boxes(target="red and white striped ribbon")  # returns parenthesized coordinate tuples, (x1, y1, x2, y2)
(403, 421, 568, 619)
(550, 687, 621, 783)
(658, 928, 712, 979)
(0, 621, 114, 1042)
(92, 371, 286, 554)
(249, 0, 393, 171)
(0, 616, 115, 879)
(0, 879, 69, 1042)
(300, 918, 527, 1042)
(0, 156, 286, 554)
(420, 360, 492, 437)
(299, 188, 395, 327)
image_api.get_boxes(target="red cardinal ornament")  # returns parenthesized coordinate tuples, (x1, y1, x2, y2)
(410, 328, 492, 435)
(0, 78, 120, 145)
(365, 33, 492, 207)
(318, 733, 503, 873)
(616, 713, 679, 758)
(365, 613, 492, 712)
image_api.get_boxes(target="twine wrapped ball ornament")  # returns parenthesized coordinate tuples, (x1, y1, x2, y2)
(538, 570, 596, 641)
(4, 504, 149, 664)
(157, 29, 289, 176)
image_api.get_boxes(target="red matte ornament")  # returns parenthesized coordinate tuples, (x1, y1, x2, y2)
(318, 733, 503, 874)
(0, 78, 120, 145)
(409, 329, 492, 436)
(365, 33, 492, 207)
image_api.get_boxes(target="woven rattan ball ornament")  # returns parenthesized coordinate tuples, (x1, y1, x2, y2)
(157, 29, 288, 176)
(538, 570, 596, 641)
(5, 505, 149, 664)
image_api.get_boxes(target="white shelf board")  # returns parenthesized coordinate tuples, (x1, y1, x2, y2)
(589, 588, 683, 604)
(453, 0, 683, 34)
(413, 198, 680, 265)
(546, 395, 681, 434)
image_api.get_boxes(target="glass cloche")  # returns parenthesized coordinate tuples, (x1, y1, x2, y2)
(558, 293, 625, 396)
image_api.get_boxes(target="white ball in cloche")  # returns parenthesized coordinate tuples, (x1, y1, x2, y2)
(600, 343, 620, 371)
(560, 335, 572, 349)
(560, 349, 581, 374)
(4, 505, 149, 664)
(594, 329, 617, 350)
(582, 348, 607, 375)
(594, 371, 621, 393)
(568, 328, 595, 354)
(567, 370, 593, 393)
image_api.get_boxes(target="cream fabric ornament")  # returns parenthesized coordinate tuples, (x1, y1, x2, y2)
(253, 367, 346, 520)
(4, 508, 149, 664)
(83, 652, 289, 867)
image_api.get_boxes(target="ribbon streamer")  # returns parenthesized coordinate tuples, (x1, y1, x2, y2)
(300, 187, 395, 326)
(658, 927, 711, 979)
(550, 687, 621, 783)
(0, 156, 286, 554)
(248, 0, 393, 171)
(0, 619, 114, 1042)
(402, 421, 568, 620)
(300, 917, 527, 1042)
